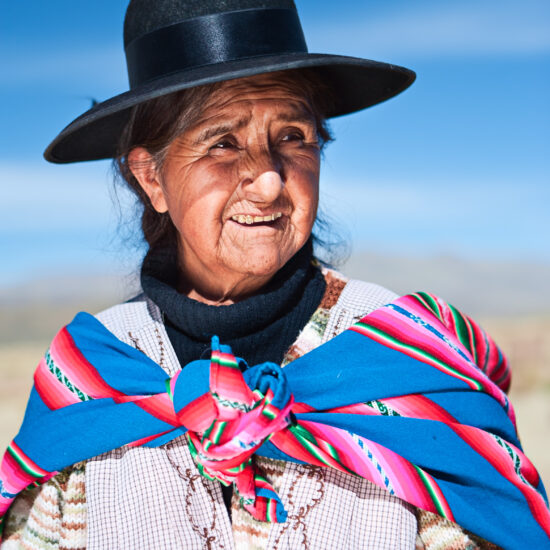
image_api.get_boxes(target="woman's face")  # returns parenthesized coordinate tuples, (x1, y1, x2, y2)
(131, 74, 321, 303)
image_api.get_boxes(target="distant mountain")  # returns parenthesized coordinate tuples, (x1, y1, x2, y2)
(0, 271, 138, 307)
(0, 271, 139, 343)
(1, 253, 550, 343)
(342, 252, 550, 316)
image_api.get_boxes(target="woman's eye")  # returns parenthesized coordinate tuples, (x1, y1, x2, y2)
(209, 138, 237, 151)
(281, 131, 305, 143)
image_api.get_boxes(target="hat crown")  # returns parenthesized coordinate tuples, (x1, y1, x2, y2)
(44, 0, 415, 163)
(124, 0, 297, 47)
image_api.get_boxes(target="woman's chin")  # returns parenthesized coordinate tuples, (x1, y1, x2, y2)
(232, 254, 286, 280)
(226, 242, 301, 279)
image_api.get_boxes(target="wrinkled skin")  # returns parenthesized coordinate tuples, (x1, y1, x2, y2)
(130, 74, 321, 304)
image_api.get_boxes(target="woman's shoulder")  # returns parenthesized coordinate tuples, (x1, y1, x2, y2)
(315, 266, 399, 341)
(323, 267, 398, 307)
(94, 292, 161, 342)
(319, 266, 399, 340)
(93, 293, 179, 373)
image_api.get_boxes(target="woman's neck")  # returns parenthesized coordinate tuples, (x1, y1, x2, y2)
(176, 272, 274, 305)
(140, 238, 327, 367)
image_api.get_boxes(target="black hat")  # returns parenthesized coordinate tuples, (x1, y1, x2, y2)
(44, 0, 415, 164)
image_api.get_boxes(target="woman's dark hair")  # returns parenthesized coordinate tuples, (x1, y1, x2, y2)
(115, 69, 335, 254)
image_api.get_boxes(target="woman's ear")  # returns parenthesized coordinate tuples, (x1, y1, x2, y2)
(127, 147, 169, 213)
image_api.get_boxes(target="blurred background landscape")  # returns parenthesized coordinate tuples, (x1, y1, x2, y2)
(1, 0, 549, 488)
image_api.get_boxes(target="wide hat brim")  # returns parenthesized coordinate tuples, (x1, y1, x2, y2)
(45, 53, 415, 164)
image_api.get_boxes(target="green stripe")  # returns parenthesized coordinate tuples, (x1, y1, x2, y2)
(447, 304, 471, 353)
(413, 292, 441, 319)
(186, 435, 197, 452)
(300, 435, 333, 467)
(165, 378, 173, 402)
(291, 423, 318, 447)
(45, 350, 92, 402)
(213, 356, 240, 369)
(212, 421, 227, 444)
(203, 422, 215, 441)
(413, 464, 449, 518)
(481, 330, 491, 373)
(262, 406, 277, 420)
(292, 425, 354, 474)
(412, 293, 473, 358)
(415, 293, 482, 370)
(355, 323, 483, 391)
(7, 444, 46, 478)
(462, 313, 478, 365)
(22, 526, 60, 546)
(323, 440, 341, 462)
(366, 399, 401, 417)
(226, 464, 246, 474)
(211, 392, 250, 412)
(254, 472, 268, 483)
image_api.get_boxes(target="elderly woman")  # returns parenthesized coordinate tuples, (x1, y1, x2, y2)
(1, 1, 548, 549)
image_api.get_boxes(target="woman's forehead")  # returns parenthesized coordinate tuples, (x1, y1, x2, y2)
(196, 99, 315, 127)
(200, 73, 315, 115)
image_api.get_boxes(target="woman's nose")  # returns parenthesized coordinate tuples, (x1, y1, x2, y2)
(244, 170, 284, 203)
(240, 151, 285, 203)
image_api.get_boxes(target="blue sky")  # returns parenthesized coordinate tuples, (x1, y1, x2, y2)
(1, 0, 549, 286)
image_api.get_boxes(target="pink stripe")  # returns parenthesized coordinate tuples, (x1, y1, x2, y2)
(327, 403, 381, 416)
(268, 498, 277, 520)
(417, 466, 454, 519)
(132, 394, 178, 425)
(452, 424, 550, 535)
(384, 395, 457, 423)
(0, 454, 34, 493)
(34, 357, 81, 409)
(354, 310, 508, 408)
(177, 393, 218, 431)
(212, 350, 239, 366)
(364, 438, 448, 514)
(351, 324, 482, 390)
(298, 421, 404, 492)
(369, 436, 433, 510)
(297, 420, 447, 515)
(373, 310, 477, 369)
(127, 429, 175, 447)
(210, 352, 252, 406)
(9, 442, 50, 477)
(49, 327, 125, 398)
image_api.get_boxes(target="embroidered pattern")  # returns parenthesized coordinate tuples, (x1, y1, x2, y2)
(366, 399, 401, 417)
(45, 350, 92, 402)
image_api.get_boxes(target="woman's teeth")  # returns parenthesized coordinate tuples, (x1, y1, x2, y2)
(231, 212, 282, 224)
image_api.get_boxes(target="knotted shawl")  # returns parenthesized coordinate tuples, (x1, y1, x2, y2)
(1, 292, 548, 548)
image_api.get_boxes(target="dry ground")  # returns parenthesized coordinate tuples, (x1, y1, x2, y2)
(1, 316, 549, 489)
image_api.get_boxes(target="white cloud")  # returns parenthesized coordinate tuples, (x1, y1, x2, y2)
(318, 173, 550, 260)
(0, 161, 124, 231)
(0, 161, 141, 286)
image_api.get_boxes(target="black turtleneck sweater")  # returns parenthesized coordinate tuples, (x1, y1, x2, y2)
(141, 240, 326, 368)
(140, 240, 326, 519)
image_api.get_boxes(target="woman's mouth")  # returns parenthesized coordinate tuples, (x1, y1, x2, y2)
(230, 212, 283, 225)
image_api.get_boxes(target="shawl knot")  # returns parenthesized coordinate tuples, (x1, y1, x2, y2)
(184, 337, 293, 522)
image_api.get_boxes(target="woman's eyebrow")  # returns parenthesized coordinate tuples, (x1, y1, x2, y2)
(193, 116, 250, 145)
(191, 109, 315, 145)
(276, 111, 316, 125)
